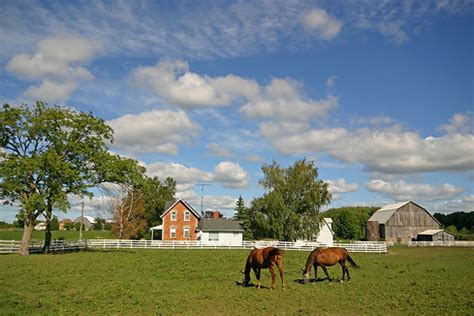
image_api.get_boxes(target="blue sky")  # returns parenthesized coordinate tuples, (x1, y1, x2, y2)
(1, 0, 473, 222)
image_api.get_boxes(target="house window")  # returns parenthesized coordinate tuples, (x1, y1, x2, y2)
(170, 226, 176, 238)
(184, 211, 190, 221)
(170, 211, 177, 221)
(209, 232, 219, 241)
(184, 227, 190, 238)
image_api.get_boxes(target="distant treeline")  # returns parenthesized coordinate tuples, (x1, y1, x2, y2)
(434, 211, 474, 240)
(322, 206, 379, 240)
(434, 211, 474, 231)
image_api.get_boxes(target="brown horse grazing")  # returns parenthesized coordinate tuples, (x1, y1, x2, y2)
(241, 247, 285, 290)
(302, 247, 358, 283)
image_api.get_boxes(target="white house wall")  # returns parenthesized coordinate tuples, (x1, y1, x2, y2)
(199, 231, 243, 246)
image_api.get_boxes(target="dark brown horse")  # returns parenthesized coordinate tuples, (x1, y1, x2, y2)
(241, 247, 285, 290)
(302, 247, 358, 283)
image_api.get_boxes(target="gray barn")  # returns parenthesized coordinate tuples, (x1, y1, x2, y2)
(367, 201, 441, 243)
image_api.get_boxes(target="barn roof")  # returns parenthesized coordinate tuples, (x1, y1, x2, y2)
(160, 199, 201, 219)
(367, 201, 410, 224)
(368, 201, 441, 226)
(197, 218, 244, 232)
(418, 229, 453, 236)
(369, 201, 410, 224)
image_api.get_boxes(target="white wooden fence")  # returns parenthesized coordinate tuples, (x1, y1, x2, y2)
(408, 240, 474, 247)
(0, 239, 86, 254)
(0, 239, 387, 254)
(85, 239, 388, 253)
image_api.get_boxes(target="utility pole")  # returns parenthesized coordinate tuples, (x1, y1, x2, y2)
(196, 183, 211, 215)
(79, 200, 84, 240)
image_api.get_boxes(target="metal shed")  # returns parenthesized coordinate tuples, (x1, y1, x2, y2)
(416, 229, 455, 242)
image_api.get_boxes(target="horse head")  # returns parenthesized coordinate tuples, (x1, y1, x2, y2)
(301, 268, 310, 284)
(241, 270, 251, 286)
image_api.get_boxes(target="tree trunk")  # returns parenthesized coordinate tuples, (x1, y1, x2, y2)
(42, 202, 53, 253)
(20, 220, 34, 256)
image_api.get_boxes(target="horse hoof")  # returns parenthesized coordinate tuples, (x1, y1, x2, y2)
(340, 280, 344, 283)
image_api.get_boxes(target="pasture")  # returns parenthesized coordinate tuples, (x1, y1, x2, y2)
(0, 247, 473, 315)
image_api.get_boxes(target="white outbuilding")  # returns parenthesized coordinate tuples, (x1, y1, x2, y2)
(196, 218, 244, 246)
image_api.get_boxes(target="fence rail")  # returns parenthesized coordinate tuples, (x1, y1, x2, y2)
(85, 239, 388, 253)
(408, 241, 474, 247)
(0, 239, 387, 254)
(0, 239, 86, 254)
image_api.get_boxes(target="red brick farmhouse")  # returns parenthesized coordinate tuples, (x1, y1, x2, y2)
(159, 199, 201, 241)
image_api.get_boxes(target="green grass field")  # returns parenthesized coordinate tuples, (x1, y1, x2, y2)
(0, 229, 114, 241)
(1, 247, 473, 315)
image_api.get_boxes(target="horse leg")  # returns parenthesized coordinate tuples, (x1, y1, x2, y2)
(252, 267, 259, 289)
(346, 264, 351, 282)
(256, 268, 262, 289)
(313, 264, 318, 281)
(339, 261, 345, 282)
(277, 261, 285, 290)
(321, 265, 332, 282)
(269, 265, 276, 290)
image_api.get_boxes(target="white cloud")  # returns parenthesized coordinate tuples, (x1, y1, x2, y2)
(132, 59, 336, 123)
(327, 178, 358, 199)
(6, 35, 99, 102)
(107, 109, 200, 155)
(25, 80, 77, 102)
(439, 112, 473, 135)
(240, 78, 338, 122)
(367, 179, 464, 201)
(176, 190, 237, 217)
(146, 160, 249, 190)
(146, 161, 213, 192)
(262, 116, 474, 174)
(432, 195, 474, 212)
(213, 161, 249, 189)
(300, 8, 343, 40)
(132, 59, 259, 108)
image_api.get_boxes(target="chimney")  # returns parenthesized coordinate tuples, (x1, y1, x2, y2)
(212, 211, 221, 219)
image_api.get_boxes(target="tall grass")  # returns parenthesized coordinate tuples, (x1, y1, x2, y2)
(0, 247, 473, 314)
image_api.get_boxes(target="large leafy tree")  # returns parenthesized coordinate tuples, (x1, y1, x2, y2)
(249, 159, 331, 241)
(0, 102, 125, 255)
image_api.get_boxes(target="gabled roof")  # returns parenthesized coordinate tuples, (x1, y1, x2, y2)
(368, 201, 441, 225)
(368, 201, 410, 224)
(197, 218, 244, 232)
(74, 216, 96, 224)
(160, 199, 201, 219)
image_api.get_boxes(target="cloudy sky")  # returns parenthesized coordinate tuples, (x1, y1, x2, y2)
(1, 0, 473, 222)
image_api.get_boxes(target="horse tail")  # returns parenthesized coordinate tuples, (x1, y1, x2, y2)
(346, 254, 359, 269)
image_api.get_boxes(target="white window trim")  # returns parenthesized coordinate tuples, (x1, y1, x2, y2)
(184, 211, 190, 221)
(183, 226, 190, 238)
(170, 226, 176, 238)
(170, 211, 177, 221)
